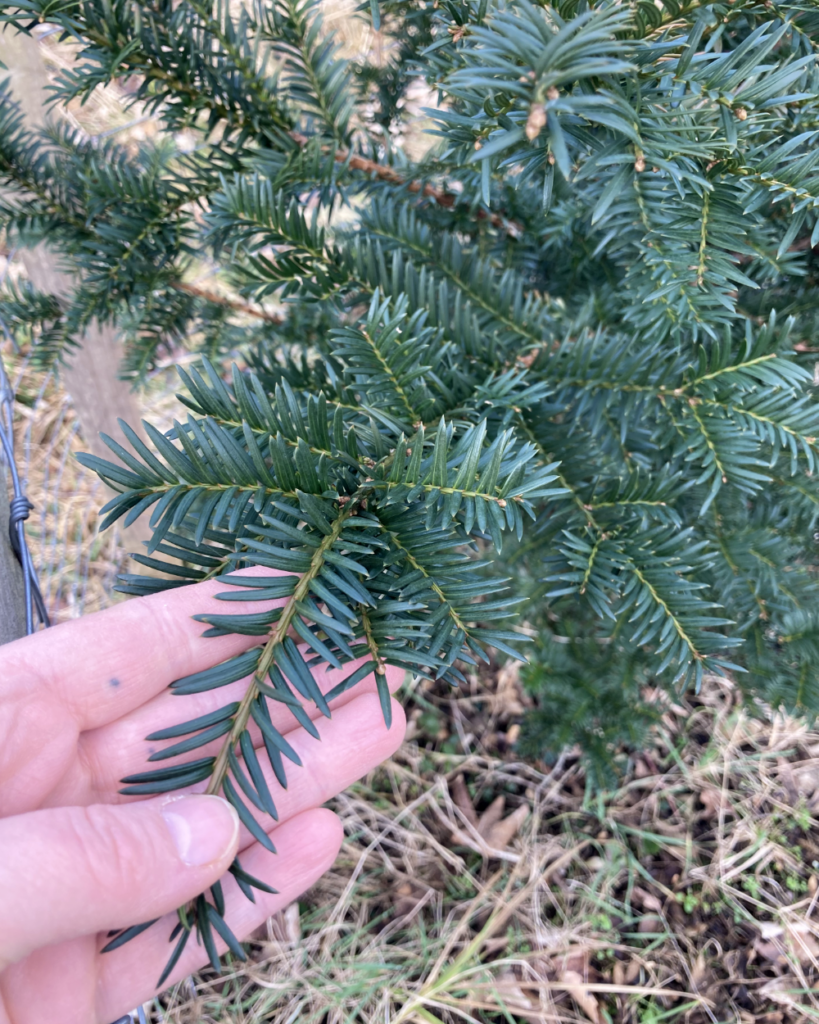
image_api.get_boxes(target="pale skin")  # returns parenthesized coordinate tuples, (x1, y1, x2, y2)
(0, 571, 406, 1024)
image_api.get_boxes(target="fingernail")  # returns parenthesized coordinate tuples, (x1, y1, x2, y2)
(161, 795, 239, 866)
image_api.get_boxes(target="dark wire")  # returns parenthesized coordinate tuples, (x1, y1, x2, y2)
(108, 1007, 148, 1024)
(0, 348, 50, 634)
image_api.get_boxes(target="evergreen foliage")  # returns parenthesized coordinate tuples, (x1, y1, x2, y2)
(2, 0, 819, 978)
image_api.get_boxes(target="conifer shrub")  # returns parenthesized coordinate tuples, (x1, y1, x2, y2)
(2, 0, 819, 968)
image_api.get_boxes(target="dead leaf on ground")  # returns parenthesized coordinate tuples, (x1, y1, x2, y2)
(484, 803, 529, 849)
(492, 969, 535, 1010)
(560, 948, 591, 977)
(283, 902, 300, 944)
(451, 774, 478, 828)
(392, 880, 429, 919)
(755, 922, 819, 968)
(558, 948, 604, 985)
(775, 758, 800, 805)
(561, 969, 601, 1023)
(688, 951, 722, 1001)
(637, 914, 664, 934)
(624, 959, 641, 984)
(477, 795, 506, 837)
(446, 776, 529, 855)
(690, 951, 709, 987)
(632, 886, 663, 913)
(793, 764, 819, 801)
(698, 787, 729, 819)
(258, 901, 301, 944)
(495, 660, 527, 716)
(759, 976, 805, 1011)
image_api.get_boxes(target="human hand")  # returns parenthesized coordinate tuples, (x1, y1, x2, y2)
(0, 575, 405, 1024)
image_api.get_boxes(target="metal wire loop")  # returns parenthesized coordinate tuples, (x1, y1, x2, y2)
(0, 351, 50, 633)
(8, 494, 33, 548)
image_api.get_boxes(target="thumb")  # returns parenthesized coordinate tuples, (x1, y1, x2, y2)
(0, 794, 240, 969)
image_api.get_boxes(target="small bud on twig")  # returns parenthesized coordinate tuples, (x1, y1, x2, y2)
(525, 103, 547, 141)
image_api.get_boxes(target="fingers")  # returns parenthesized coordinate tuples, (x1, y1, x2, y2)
(0, 692, 404, 970)
(0, 567, 280, 733)
(74, 657, 404, 805)
(0, 694, 405, 1024)
(0, 794, 241, 970)
(94, 808, 343, 1024)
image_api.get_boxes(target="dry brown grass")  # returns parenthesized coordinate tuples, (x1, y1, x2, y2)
(2, 344, 128, 621)
(0, 334, 187, 622)
(139, 670, 819, 1024)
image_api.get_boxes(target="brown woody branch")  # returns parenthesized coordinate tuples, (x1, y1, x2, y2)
(291, 132, 522, 237)
(346, 152, 523, 237)
(170, 280, 284, 324)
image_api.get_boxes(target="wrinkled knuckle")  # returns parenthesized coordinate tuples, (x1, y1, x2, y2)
(72, 805, 161, 896)
(74, 733, 108, 800)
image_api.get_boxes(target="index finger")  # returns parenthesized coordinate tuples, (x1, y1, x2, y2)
(0, 568, 281, 731)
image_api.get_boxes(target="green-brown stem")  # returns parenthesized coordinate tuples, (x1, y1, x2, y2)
(204, 491, 363, 797)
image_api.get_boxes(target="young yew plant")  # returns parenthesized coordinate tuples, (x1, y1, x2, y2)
(3, 0, 819, 976)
